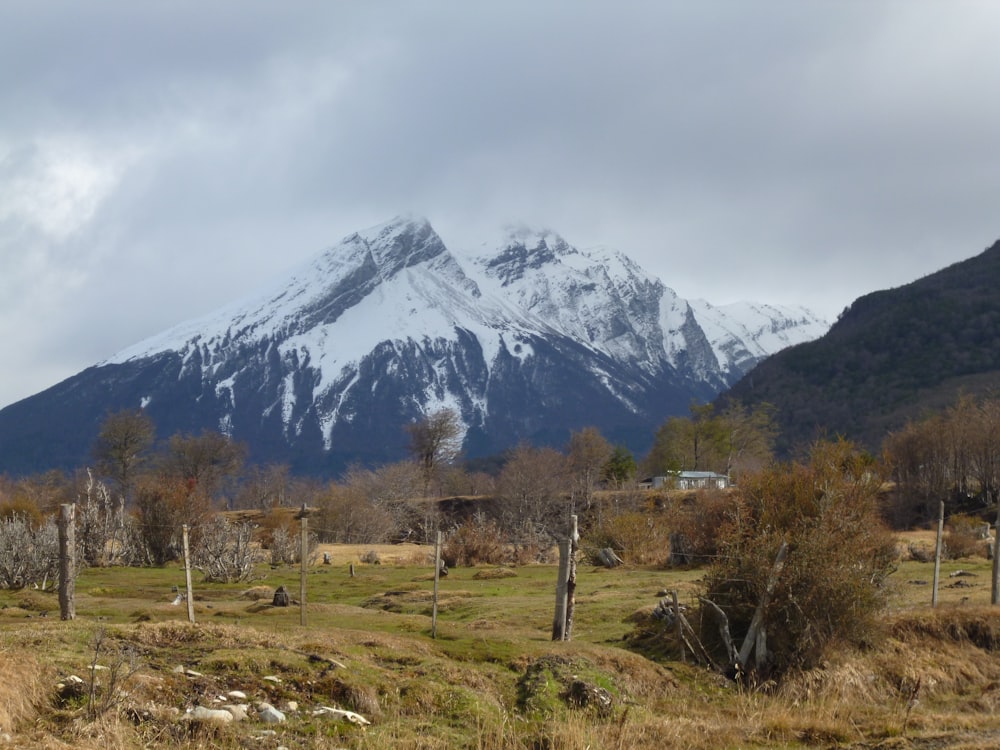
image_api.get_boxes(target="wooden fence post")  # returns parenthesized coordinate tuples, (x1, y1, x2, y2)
(552, 538, 570, 640)
(182, 524, 195, 623)
(932, 501, 944, 607)
(58, 504, 76, 620)
(564, 514, 579, 641)
(672, 590, 685, 663)
(432, 531, 442, 639)
(297, 504, 310, 626)
(181, 524, 194, 622)
(992, 503, 1000, 605)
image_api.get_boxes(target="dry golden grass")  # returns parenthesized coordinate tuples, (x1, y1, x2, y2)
(0, 650, 46, 733)
(3, 544, 1000, 748)
(315, 542, 433, 566)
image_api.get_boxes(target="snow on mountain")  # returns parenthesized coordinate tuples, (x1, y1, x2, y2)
(687, 299, 829, 379)
(8, 215, 828, 476)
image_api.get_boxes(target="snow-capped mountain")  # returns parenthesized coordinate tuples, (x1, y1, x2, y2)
(0, 216, 827, 476)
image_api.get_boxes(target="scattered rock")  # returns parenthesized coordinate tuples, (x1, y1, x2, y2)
(257, 702, 286, 723)
(227, 689, 248, 700)
(55, 675, 85, 702)
(596, 547, 624, 568)
(188, 706, 234, 724)
(263, 675, 282, 684)
(312, 706, 371, 726)
(564, 679, 615, 717)
(222, 704, 249, 722)
(282, 700, 298, 713)
(272, 585, 290, 607)
(947, 579, 975, 588)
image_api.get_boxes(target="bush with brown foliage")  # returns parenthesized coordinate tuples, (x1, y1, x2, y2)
(442, 514, 507, 567)
(945, 513, 991, 559)
(584, 510, 670, 566)
(700, 439, 898, 679)
(665, 489, 732, 566)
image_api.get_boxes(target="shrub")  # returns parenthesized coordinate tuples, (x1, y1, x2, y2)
(665, 489, 732, 566)
(442, 514, 507, 567)
(945, 514, 990, 559)
(700, 440, 898, 680)
(0, 514, 58, 589)
(191, 516, 263, 583)
(584, 511, 670, 566)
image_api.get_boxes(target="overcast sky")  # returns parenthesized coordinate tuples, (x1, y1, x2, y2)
(2, 1, 1000, 409)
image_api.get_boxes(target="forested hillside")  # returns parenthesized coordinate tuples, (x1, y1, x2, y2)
(722, 238, 1000, 455)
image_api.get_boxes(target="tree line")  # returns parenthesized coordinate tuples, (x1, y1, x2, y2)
(4, 396, 996, 682)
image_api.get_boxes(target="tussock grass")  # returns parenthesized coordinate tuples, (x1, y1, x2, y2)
(0, 650, 46, 732)
(2, 548, 1000, 748)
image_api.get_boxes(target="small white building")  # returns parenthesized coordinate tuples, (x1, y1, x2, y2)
(642, 471, 731, 490)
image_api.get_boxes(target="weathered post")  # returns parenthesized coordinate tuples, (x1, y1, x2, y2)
(58, 504, 76, 620)
(672, 590, 685, 663)
(552, 537, 570, 640)
(297, 504, 310, 626)
(432, 530, 442, 638)
(182, 524, 195, 623)
(564, 514, 579, 640)
(992, 502, 1000, 605)
(736, 540, 787, 672)
(933, 501, 944, 607)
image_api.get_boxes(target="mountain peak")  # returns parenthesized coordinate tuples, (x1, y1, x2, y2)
(483, 226, 576, 286)
(0, 215, 828, 477)
(351, 215, 444, 275)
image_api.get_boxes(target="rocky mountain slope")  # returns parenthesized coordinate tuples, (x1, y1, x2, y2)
(0, 216, 826, 476)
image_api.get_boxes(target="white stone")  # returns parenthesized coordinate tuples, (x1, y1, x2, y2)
(189, 706, 234, 724)
(262, 675, 281, 684)
(282, 700, 298, 713)
(222, 704, 249, 722)
(257, 702, 286, 723)
(227, 690, 248, 700)
(313, 706, 371, 726)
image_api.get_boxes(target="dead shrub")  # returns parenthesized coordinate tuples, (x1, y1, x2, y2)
(944, 514, 990, 559)
(584, 511, 670, 565)
(665, 489, 732, 566)
(442, 515, 507, 566)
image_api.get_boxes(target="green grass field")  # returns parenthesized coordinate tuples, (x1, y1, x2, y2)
(1, 544, 998, 749)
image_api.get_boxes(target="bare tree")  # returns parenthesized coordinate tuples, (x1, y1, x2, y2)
(92, 409, 155, 503)
(405, 408, 463, 495)
(234, 463, 291, 510)
(77, 469, 127, 566)
(314, 477, 399, 545)
(160, 429, 247, 503)
(191, 515, 262, 583)
(133, 476, 213, 565)
(0, 514, 59, 589)
(566, 427, 612, 511)
(496, 444, 567, 542)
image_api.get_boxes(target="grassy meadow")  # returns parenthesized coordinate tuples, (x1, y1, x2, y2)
(0, 537, 999, 749)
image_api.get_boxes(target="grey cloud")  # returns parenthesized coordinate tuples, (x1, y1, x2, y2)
(2, 1, 1000, 406)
